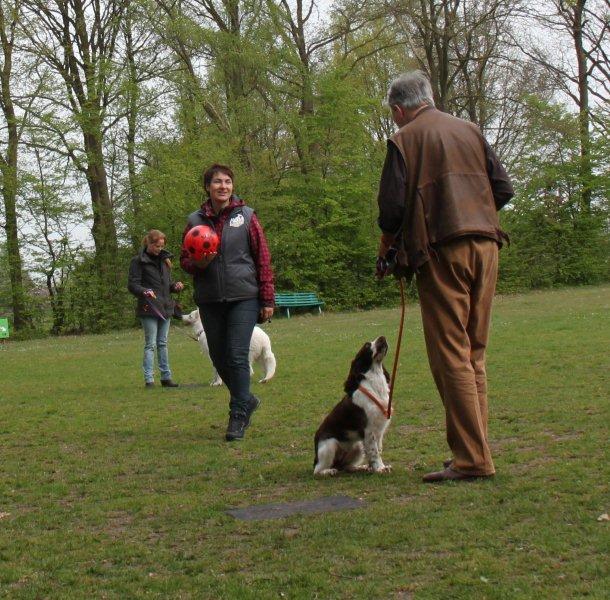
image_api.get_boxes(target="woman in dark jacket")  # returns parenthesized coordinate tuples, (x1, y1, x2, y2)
(128, 229, 184, 388)
(180, 163, 274, 441)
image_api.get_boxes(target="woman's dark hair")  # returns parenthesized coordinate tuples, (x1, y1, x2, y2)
(202, 163, 234, 190)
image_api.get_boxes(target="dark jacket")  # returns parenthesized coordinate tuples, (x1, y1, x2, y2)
(184, 202, 259, 305)
(127, 248, 177, 318)
(383, 106, 513, 272)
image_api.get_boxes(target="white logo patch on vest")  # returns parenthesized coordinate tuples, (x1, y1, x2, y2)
(229, 214, 244, 228)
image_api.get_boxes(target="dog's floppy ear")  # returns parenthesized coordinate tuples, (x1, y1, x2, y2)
(344, 342, 373, 396)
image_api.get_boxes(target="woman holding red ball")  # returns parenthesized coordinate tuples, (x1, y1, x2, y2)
(180, 163, 274, 441)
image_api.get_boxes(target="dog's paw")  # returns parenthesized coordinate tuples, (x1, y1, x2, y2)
(258, 378, 268, 384)
(210, 380, 223, 387)
(371, 464, 392, 474)
(314, 468, 339, 477)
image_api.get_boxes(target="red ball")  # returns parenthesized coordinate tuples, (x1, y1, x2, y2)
(183, 225, 219, 261)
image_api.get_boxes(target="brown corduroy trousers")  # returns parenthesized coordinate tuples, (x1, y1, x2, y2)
(416, 236, 498, 476)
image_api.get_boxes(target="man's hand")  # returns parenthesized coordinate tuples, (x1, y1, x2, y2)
(191, 252, 217, 270)
(375, 246, 398, 280)
(173, 281, 184, 292)
(143, 289, 157, 298)
(376, 256, 389, 279)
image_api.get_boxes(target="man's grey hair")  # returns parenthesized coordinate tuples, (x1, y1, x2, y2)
(385, 71, 435, 109)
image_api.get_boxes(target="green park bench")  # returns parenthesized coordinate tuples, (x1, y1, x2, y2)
(274, 292, 324, 318)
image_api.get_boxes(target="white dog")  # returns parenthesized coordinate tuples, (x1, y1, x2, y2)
(313, 336, 392, 476)
(182, 308, 276, 386)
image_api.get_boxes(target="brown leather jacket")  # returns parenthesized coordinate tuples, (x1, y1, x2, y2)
(384, 106, 512, 273)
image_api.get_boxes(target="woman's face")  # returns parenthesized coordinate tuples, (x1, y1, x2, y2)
(146, 237, 165, 255)
(207, 171, 233, 207)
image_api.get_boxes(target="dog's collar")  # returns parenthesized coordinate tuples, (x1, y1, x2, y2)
(358, 385, 392, 420)
(185, 328, 204, 342)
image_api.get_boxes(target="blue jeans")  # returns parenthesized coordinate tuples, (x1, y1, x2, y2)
(140, 316, 172, 383)
(198, 299, 259, 415)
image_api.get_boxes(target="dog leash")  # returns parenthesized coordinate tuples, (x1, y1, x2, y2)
(144, 297, 167, 321)
(173, 324, 201, 342)
(358, 385, 393, 419)
(171, 315, 202, 343)
(144, 291, 201, 341)
(387, 277, 406, 417)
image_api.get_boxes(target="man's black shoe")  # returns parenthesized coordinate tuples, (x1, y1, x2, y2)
(225, 412, 249, 441)
(145, 382, 155, 388)
(161, 379, 179, 388)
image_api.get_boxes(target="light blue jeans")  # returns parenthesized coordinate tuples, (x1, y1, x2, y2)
(140, 316, 172, 383)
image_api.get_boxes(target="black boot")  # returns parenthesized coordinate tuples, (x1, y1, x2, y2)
(225, 396, 260, 441)
(225, 412, 248, 441)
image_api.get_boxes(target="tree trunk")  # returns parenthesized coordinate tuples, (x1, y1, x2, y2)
(46, 273, 65, 334)
(126, 104, 140, 248)
(571, 0, 592, 210)
(83, 127, 119, 275)
(124, 4, 141, 249)
(1, 144, 30, 330)
(0, 1, 30, 330)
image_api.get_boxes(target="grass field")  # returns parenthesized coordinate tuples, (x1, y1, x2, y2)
(1, 285, 608, 599)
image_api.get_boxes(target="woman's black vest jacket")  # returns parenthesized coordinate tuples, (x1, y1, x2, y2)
(186, 205, 259, 305)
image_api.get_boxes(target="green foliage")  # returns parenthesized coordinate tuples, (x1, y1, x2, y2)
(137, 139, 204, 243)
(45, 249, 134, 334)
(499, 204, 609, 291)
(265, 175, 401, 310)
(262, 69, 402, 310)
(498, 97, 609, 292)
(0, 241, 50, 339)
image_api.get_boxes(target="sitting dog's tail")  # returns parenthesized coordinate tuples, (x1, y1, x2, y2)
(259, 346, 276, 383)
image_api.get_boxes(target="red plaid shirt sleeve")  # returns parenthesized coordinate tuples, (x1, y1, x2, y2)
(249, 214, 275, 307)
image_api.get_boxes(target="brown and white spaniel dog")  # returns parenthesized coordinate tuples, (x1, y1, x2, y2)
(313, 336, 392, 476)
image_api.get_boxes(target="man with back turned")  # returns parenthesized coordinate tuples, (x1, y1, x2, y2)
(376, 71, 514, 482)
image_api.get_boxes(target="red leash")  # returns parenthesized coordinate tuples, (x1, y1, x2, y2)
(387, 277, 406, 418)
(358, 385, 393, 419)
